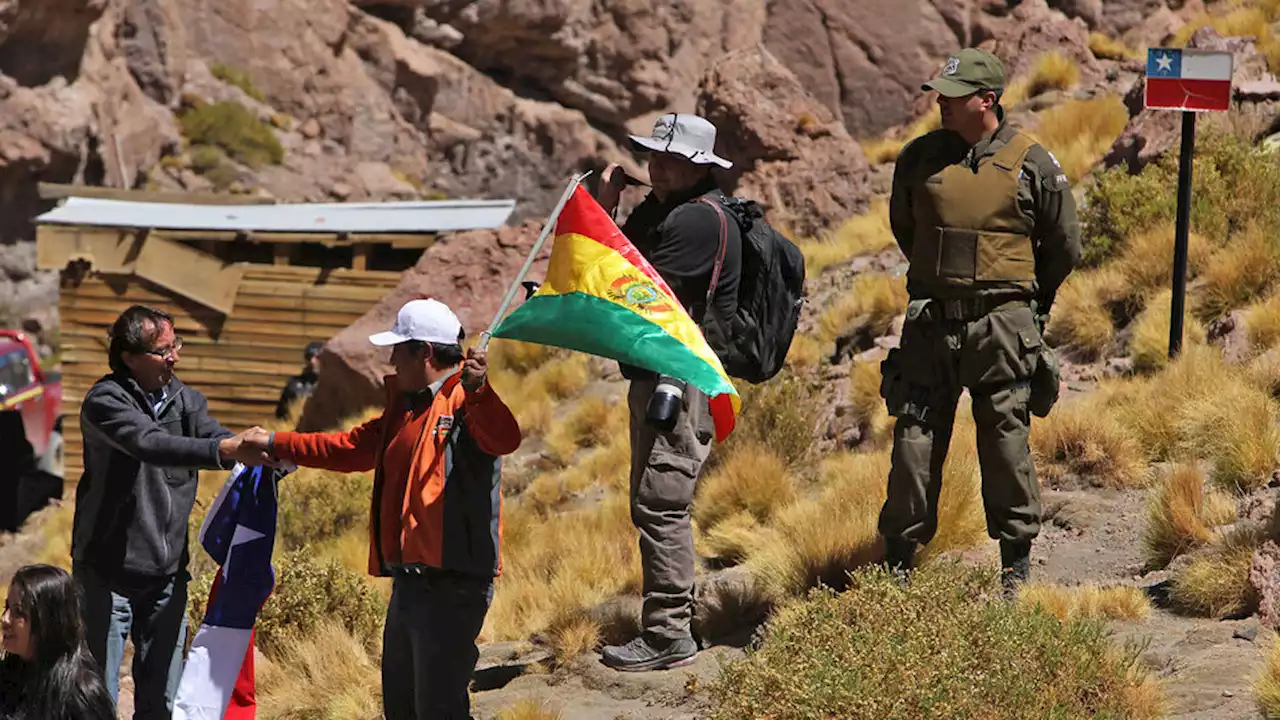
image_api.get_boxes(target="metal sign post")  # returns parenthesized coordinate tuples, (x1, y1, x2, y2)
(1143, 47, 1233, 358)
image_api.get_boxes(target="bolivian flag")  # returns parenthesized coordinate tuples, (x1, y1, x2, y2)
(492, 185, 739, 441)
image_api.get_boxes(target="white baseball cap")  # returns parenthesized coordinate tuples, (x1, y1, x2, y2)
(628, 113, 733, 169)
(368, 298, 463, 347)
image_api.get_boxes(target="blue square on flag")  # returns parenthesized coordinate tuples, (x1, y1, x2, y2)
(1145, 48, 1234, 112)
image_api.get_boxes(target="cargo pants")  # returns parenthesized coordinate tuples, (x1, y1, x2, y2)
(878, 299, 1044, 546)
(627, 376, 715, 641)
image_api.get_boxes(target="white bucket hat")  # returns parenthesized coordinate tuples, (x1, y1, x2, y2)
(628, 113, 733, 169)
(369, 298, 463, 346)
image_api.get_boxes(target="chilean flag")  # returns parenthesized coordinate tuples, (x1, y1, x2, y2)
(173, 462, 294, 720)
(1145, 48, 1234, 112)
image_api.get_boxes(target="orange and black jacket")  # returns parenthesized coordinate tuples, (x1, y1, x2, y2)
(271, 373, 521, 578)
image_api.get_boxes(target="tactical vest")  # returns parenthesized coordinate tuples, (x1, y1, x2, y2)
(908, 131, 1038, 297)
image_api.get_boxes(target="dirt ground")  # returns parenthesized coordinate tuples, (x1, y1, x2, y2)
(0, 485, 1271, 720)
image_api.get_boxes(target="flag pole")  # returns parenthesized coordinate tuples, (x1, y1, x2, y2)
(478, 170, 592, 352)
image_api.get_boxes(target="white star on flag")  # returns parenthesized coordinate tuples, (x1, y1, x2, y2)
(1156, 54, 1173, 72)
(219, 524, 266, 580)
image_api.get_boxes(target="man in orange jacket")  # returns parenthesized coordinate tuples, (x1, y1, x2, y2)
(243, 298, 521, 720)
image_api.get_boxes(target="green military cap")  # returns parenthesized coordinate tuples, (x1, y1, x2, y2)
(922, 48, 1006, 97)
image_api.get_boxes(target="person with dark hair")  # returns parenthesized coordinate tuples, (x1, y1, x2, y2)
(240, 298, 522, 720)
(73, 304, 271, 718)
(275, 340, 324, 420)
(0, 564, 115, 720)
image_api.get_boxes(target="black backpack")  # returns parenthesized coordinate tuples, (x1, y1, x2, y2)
(697, 195, 806, 384)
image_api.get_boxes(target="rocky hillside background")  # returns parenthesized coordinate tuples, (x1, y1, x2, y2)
(0, 0, 1205, 332)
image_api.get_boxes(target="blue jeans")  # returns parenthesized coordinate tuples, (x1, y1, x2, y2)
(381, 569, 494, 720)
(75, 564, 189, 719)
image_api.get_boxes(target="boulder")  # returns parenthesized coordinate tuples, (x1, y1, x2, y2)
(1251, 541, 1280, 630)
(697, 46, 873, 237)
(299, 220, 547, 431)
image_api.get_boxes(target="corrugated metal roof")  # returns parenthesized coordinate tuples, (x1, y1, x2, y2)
(34, 196, 517, 233)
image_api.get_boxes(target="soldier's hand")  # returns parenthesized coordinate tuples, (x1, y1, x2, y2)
(462, 347, 488, 391)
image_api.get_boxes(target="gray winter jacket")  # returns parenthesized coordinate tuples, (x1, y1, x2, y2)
(72, 373, 233, 579)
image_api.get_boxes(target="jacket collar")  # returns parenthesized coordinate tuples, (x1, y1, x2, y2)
(637, 174, 722, 217)
(112, 372, 183, 417)
(382, 369, 462, 413)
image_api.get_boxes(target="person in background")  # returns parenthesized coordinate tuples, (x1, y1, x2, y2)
(275, 341, 324, 420)
(1, 564, 115, 720)
(242, 298, 522, 720)
(72, 305, 271, 718)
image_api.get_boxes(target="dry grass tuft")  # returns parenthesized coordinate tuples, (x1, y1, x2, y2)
(861, 113, 942, 166)
(1254, 632, 1280, 719)
(256, 621, 382, 720)
(694, 443, 796, 532)
(1004, 51, 1082, 106)
(1029, 95, 1129, 181)
(747, 451, 890, 598)
(1246, 293, 1280, 353)
(1143, 464, 1238, 569)
(1195, 222, 1280, 322)
(484, 492, 639, 642)
(785, 332, 824, 370)
(545, 614, 601, 665)
(1088, 32, 1138, 60)
(1113, 223, 1213, 307)
(817, 272, 908, 345)
(1129, 289, 1207, 373)
(1175, 5, 1280, 74)
(1249, 349, 1280, 396)
(495, 700, 564, 720)
(1169, 526, 1262, 618)
(698, 511, 769, 564)
(1107, 345, 1232, 463)
(1045, 268, 1124, 358)
(1174, 378, 1280, 493)
(544, 395, 626, 464)
(847, 358, 895, 448)
(1017, 584, 1153, 622)
(1031, 396, 1148, 489)
(796, 199, 898, 276)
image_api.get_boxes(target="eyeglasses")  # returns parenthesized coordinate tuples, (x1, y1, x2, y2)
(142, 337, 184, 360)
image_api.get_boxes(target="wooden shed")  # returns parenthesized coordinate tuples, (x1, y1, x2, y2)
(34, 184, 515, 480)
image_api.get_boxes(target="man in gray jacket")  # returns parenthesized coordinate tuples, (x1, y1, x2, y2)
(72, 305, 269, 718)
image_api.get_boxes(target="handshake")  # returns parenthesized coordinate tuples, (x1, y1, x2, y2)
(218, 427, 277, 467)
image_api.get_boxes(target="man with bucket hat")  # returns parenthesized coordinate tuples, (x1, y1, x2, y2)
(877, 49, 1081, 592)
(594, 113, 743, 671)
(242, 298, 522, 719)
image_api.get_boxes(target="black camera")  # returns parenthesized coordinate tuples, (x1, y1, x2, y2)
(645, 376, 687, 432)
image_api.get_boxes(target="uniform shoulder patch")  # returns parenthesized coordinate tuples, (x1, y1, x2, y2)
(1026, 145, 1071, 192)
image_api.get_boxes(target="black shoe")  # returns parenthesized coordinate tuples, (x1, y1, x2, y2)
(1000, 540, 1032, 596)
(884, 538, 918, 582)
(601, 634, 698, 672)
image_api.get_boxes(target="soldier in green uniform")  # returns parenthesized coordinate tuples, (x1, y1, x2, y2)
(878, 48, 1081, 591)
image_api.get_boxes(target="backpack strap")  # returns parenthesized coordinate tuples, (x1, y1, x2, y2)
(695, 195, 730, 316)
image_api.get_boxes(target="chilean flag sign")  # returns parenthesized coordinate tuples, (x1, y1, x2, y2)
(174, 462, 294, 720)
(1145, 48, 1234, 112)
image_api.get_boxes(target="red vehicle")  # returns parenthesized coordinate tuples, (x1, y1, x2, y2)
(0, 329, 64, 532)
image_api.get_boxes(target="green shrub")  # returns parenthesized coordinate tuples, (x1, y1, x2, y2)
(276, 468, 373, 551)
(255, 550, 384, 651)
(211, 63, 265, 102)
(1082, 130, 1280, 265)
(179, 101, 284, 168)
(711, 563, 1162, 720)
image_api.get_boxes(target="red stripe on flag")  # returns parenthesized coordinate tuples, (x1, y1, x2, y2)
(709, 392, 736, 443)
(555, 186, 679, 300)
(1145, 77, 1232, 111)
(224, 630, 257, 720)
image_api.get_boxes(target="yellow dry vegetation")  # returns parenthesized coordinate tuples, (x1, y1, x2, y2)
(495, 699, 564, 720)
(1129, 289, 1207, 373)
(1030, 395, 1148, 489)
(861, 113, 942, 166)
(1088, 32, 1139, 60)
(1169, 526, 1262, 618)
(1254, 633, 1280, 719)
(1029, 95, 1129, 182)
(1017, 584, 1152, 622)
(694, 442, 796, 532)
(817, 272, 909, 345)
(1195, 222, 1280, 322)
(1142, 464, 1237, 569)
(1045, 268, 1124, 358)
(796, 199, 898, 276)
(1174, 3, 1280, 75)
(256, 622, 382, 720)
(1003, 51, 1081, 107)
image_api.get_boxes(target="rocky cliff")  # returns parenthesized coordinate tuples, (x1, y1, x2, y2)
(0, 0, 1196, 330)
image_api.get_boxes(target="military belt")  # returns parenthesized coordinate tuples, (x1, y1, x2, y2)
(934, 296, 1030, 321)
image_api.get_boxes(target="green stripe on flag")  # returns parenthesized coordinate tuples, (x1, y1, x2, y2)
(492, 292, 736, 400)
